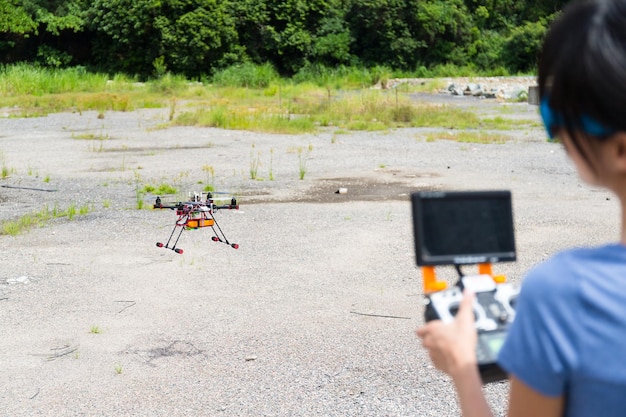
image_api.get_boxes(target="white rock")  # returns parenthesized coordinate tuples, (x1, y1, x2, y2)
(7, 276, 30, 285)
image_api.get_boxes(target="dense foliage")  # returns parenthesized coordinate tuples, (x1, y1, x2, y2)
(0, 0, 569, 78)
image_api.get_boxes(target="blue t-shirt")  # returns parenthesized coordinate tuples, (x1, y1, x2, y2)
(498, 244, 626, 417)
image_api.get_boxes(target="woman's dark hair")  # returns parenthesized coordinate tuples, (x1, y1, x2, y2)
(539, 0, 626, 167)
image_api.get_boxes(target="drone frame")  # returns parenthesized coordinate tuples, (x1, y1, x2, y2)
(154, 192, 239, 254)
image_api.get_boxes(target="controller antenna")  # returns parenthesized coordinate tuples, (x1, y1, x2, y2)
(455, 264, 464, 278)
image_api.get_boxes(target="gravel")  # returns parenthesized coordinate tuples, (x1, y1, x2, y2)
(0, 91, 618, 416)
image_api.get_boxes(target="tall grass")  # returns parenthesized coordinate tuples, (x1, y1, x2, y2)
(303, 91, 487, 131)
(0, 64, 113, 95)
(1, 63, 534, 134)
(292, 64, 382, 89)
(0, 64, 203, 116)
(148, 72, 193, 95)
(174, 103, 316, 135)
(173, 86, 532, 133)
(211, 62, 279, 88)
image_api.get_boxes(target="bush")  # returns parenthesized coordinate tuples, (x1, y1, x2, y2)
(36, 45, 73, 68)
(211, 62, 279, 88)
(467, 30, 506, 71)
(502, 20, 549, 73)
(292, 63, 375, 89)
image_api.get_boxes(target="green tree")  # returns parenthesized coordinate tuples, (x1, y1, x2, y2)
(229, 0, 270, 64)
(29, 0, 86, 35)
(0, 1, 37, 34)
(0, 0, 572, 79)
(413, 0, 473, 66)
(89, 0, 239, 78)
(1, 0, 86, 65)
(0, 1, 36, 60)
(232, 0, 352, 75)
(346, 0, 473, 69)
(515, 0, 569, 22)
(309, 10, 353, 66)
(155, 0, 240, 77)
(1, 0, 85, 36)
(463, 0, 525, 30)
(88, 0, 164, 76)
(502, 19, 548, 73)
(346, 0, 422, 69)
(466, 28, 506, 71)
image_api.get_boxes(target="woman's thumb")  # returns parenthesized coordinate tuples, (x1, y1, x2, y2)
(457, 290, 476, 324)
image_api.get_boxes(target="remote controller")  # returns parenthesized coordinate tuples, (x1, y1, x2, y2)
(424, 274, 519, 383)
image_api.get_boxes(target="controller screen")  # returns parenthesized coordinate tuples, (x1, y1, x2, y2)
(482, 331, 507, 355)
(412, 191, 516, 265)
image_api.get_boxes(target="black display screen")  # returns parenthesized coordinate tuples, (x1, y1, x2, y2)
(411, 191, 516, 266)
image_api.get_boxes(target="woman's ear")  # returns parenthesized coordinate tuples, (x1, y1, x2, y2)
(612, 133, 626, 173)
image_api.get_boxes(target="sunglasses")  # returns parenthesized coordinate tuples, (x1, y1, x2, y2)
(540, 97, 616, 140)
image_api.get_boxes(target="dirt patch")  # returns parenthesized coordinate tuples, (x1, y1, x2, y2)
(244, 171, 442, 204)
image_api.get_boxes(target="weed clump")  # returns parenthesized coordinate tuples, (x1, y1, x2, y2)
(0, 203, 92, 236)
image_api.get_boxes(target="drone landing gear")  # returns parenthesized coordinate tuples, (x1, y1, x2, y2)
(210, 216, 239, 249)
(212, 236, 239, 249)
(156, 222, 186, 254)
(156, 242, 184, 254)
(156, 214, 238, 254)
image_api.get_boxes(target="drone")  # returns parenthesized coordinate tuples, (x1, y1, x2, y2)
(153, 191, 239, 254)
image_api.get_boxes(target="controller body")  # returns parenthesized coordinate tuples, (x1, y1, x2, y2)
(424, 274, 520, 383)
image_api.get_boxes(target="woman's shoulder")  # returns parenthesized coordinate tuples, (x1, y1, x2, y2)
(522, 244, 626, 298)
(543, 243, 626, 265)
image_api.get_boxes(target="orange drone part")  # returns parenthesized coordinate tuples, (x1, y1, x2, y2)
(186, 218, 215, 228)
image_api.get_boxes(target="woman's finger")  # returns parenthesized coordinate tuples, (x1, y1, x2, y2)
(457, 290, 476, 326)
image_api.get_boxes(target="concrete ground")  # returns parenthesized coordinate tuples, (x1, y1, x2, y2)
(0, 94, 618, 416)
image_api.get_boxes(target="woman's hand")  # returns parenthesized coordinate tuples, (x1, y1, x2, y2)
(416, 290, 478, 379)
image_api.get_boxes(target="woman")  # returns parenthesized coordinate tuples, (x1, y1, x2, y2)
(416, 1, 626, 416)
